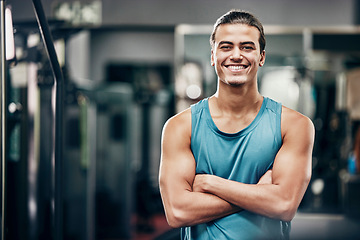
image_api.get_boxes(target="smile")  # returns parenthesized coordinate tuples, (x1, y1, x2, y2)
(228, 65, 245, 70)
(225, 65, 248, 72)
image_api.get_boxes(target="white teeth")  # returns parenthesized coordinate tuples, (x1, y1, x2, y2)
(228, 65, 246, 70)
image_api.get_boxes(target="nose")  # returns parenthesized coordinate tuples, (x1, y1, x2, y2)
(230, 48, 243, 60)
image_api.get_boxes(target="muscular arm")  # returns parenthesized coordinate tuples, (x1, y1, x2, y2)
(193, 107, 315, 221)
(158, 109, 241, 228)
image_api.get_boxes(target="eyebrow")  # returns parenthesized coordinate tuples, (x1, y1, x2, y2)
(218, 41, 233, 46)
(241, 41, 256, 46)
(218, 41, 256, 46)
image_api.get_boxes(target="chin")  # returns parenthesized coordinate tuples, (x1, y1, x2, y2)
(223, 78, 247, 86)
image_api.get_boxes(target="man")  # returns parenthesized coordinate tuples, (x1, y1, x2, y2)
(159, 10, 314, 239)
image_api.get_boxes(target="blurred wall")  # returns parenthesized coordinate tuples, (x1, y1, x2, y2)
(7, 0, 360, 85)
(89, 30, 174, 82)
(6, 0, 358, 26)
(7, 0, 360, 84)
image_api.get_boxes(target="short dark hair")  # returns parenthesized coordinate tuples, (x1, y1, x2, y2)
(210, 10, 266, 52)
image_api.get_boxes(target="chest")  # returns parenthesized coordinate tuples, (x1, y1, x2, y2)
(192, 124, 281, 183)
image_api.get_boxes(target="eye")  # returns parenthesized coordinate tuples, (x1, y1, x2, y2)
(242, 45, 255, 50)
(220, 45, 232, 50)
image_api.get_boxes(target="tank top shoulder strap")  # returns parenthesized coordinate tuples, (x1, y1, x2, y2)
(191, 98, 208, 115)
(190, 98, 209, 141)
(264, 97, 282, 145)
(265, 97, 282, 116)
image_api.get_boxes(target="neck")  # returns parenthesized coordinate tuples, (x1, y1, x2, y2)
(211, 79, 263, 116)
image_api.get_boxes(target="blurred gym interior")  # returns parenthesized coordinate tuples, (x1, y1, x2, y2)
(1, 0, 360, 239)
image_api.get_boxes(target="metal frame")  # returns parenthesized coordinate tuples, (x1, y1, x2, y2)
(31, 0, 64, 239)
(1, 1, 7, 239)
(1, 0, 64, 239)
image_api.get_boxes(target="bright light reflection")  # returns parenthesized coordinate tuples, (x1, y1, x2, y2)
(186, 84, 201, 99)
(5, 7, 15, 60)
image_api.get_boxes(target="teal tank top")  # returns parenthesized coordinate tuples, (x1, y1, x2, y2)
(182, 97, 290, 240)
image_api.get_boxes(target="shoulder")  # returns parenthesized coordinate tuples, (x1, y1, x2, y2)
(162, 107, 192, 141)
(281, 106, 315, 142)
(281, 106, 314, 129)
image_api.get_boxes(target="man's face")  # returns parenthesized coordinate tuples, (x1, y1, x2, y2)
(211, 24, 265, 86)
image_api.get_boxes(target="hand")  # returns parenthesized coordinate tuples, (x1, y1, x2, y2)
(193, 174, 214, 193)
(258, 170, 272, 185)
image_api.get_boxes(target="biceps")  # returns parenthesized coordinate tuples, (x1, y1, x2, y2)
(159, 152, 195, 192)
(273, 147, 311, 185)
(271, 140, 313, 201)
(159, 142, 197, 203)
(273, 117, 314, 188)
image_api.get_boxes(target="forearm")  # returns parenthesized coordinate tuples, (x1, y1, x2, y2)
(202, 176, 297, 221)
(160, 182, 240, 228)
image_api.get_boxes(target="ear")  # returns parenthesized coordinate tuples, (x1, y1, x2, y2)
(211, 49, 215, 66)
(259, 50, 266, 67)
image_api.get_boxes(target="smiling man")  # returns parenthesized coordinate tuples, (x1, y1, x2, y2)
(159, 10, 315, 240)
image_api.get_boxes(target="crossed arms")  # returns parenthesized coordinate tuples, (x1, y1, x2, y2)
(159, 106, 315, 228)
